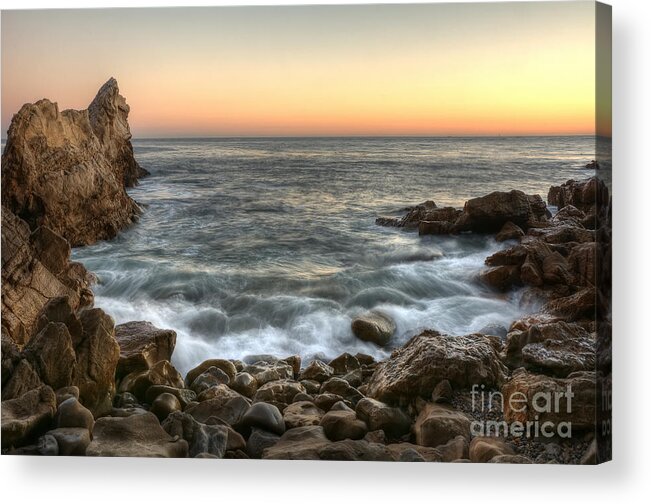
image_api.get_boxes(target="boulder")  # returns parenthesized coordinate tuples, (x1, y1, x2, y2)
(1, 78, 146, 247)
(238, 402, 285, 436)
(150, 392, 182, 421)
(47, 427, 91, 456)
(456, 190, 537, 232)
(1, 385, 57, 449)
(73, 308, 121, 417)
(314, 393, 347, 412)
(229, 372, 258, 398)
(1, 358, 43, 401)
(351, 311, 396, 346)
(299, 360, 334, 382)
(253, 379, 306, 411)
(87, 412, 188, 457)
(114, 321, 176, 378)
(435, 435, 469, 462)
(320, 377, 364, 406)
(548, 177, 609, 213)
(501, 369, 597, 429)
(413, 403, 471, 448)
(190, 366, 231, 394)
(329, 353, 361, 375)
(283, 401, 325, 429)
(23, 322, 76, 390)
(319, 408, 368, 441)
(185, 359, 237, 386)
(118, 360, 184, 401)
(479, 265, 520, 291)
(355, 398, 411, 438)
(162, 411, 228, 458)
(55, 397, 95, 431)
(144, 385, 196, 409)
(469, 436, 515, 463)
(262, 425, 330, 460)
(495, 221, 525, 242)
(243, 361, 293, 386)
(185, 387, 249, 425)
(366, 330, 506, 403)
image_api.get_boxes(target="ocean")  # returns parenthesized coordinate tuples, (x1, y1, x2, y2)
(70, 136, 598, 374)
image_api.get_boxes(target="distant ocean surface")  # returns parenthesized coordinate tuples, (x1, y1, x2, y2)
(71, 136, 598, 373)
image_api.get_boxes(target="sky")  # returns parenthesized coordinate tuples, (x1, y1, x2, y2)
(1, 2, 603, 137)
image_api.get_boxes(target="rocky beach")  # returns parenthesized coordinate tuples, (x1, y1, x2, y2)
(1, 80, 611, 463)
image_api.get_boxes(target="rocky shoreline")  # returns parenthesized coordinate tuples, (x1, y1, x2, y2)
(1, 80, 610, 463)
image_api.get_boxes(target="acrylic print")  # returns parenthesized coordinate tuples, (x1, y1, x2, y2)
(0, 1, 612, 463)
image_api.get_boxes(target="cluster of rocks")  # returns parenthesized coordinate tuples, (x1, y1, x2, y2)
(1, 79, 609, 463)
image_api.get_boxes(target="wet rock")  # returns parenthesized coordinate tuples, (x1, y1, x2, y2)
(375, 200, 438, 228)
(47, 427, 91, 456)
(299, 360, 334, 382)
(351, 311, 396, 346)
(1, 386, 57, 449)
(548, 177, 609, 213)
(239, 402, 285, 436)
(280, 355, 301, 378)
(185, 359, 237, 386)
(87, 411, 188, 457)
(366, 330, 506, 403)
(114, 321, 176, 378)
(55, 397, 94, 431)
(329, 353, 361, 375)
(414, 403, 471, 448)
(243, 361, 293, 386)
(283, 401, 325, 429)
(456, 190, 538, 232)
(150, 392, 182, 421)
(1, 78, 146, 247)
(161, 411, 228, 458)
(543, 287, 596, 321)
(229, 372, 258, 398)
(480, 265, 520, 292)
(469, 436, 515, 463)
(355, 398, 411, 438)
(190, 366, 231, 394)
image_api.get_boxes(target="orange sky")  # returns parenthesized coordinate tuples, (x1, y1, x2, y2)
(1, 2, 602, 137)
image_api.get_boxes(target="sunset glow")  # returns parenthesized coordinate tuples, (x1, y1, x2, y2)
(2, 2, 599, 137)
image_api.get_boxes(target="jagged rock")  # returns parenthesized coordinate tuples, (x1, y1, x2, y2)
(502, 321, 596, 377)
(414, 403, 471, 448)
(162, 411, 228, 458)
(329, 353, 361, 375)
(190, 366, 231, 394)
(73, 308, 121, 417)
(114, 321, 176, 378)
(568, 242, 597, 286)
(1, 211, 93, 344)
(185, 388, 249, 425)
(118, 360, 184, 402)
(299, 360, 334, 382)
(351, 311, 396, 346)
(87, 411, 188, 457)
(355, 398, 411, 438)
(1, 385, 57, 449)
(366, 330, 506, 403)
(1, 78, 147, 246)
(47, 427, 91, 456)
(185, 359, 237, 386)
(456, 190, 540, 232)
(543, 287, 596, 321)
(320, 377, 364, 406)
(501, 369, 597, 429)
(375, 200, 438, 228)
(282, 401, 325, 429)
(479, 265, 521, 291)
(1, 358, 43, 401)
(548, 177, 609, 213)
(23, 322, 76, 390)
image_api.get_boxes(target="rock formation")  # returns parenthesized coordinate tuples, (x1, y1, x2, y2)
(1, 77, 147, 247)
